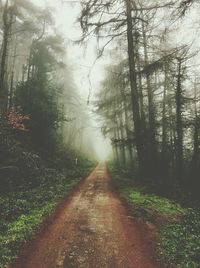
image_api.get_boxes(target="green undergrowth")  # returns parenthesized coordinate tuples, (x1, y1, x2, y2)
(159, 209, 200, 268)
(0, 166, 93, 268)
(122, 188, 185, 217)
(109, 163, 200, 268)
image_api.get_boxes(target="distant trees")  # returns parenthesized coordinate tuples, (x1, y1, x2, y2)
(95, 62, 135, 169)
(80, 0, 200, 191)
(79, 0, 156, 177)
(0, 1, 65, 149)
(0, 0, 95, 158)
(0, 0, 40, 110)
(15, 34, 65, 148)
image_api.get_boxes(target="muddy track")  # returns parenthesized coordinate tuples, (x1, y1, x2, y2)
(10, 163, 159, 268)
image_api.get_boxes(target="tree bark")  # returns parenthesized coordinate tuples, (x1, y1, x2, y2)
(192, 79, 200, 186)
(125, 0, 144, 178)
(142, 18, 157, 178)
(175, 58, 183, 181)
(0, 0, 12, 111)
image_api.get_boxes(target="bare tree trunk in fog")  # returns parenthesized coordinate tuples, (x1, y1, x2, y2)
(175, 58, 183, 181)
(126, 0, 144, 178)
(119, 102, 126, 167)
(142, 18, 157, 178)
(8, 35, 18, 109)
(0, 0, 12, 111)
(192, 79, 200, 186)
(121, 86, 133, 163)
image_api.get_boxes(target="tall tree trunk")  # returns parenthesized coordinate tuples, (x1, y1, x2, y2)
(114, 129, 120, 165)
(116, 119, 123, 166)
(175, 58, 183, 181)
(135, 30, 146, 149)
(192, 79, 200, 188)
(119, 83, 133, 164)
(161, 63, 170, 179)
(119, 103, 126, 167)
(125, 0, 144, 178)
(123, 90, 133, 163)
(0, 0, 12, 111)
(162, 64, 168, 155)
(8, 34, 18, 109)
(142, 18, 157, 178)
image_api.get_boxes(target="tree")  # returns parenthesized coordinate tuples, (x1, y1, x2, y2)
(0, 0, 41, 111)
(15, 34, 66, 148)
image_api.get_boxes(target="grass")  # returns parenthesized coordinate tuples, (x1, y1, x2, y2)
(109, 164, 200, 268)
(122, 189, 185, 217)
(0, 203, 56, 266)
(0, 166, 93, 268)
(122, 188, 200, 267)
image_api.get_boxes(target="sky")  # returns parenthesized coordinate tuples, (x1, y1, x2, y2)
(32, 0, 112, 160)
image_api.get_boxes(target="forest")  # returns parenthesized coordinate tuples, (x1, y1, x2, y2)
(0, 0, 96, 266)
(0, 0, 200, 268)
(93, 0, 200, 195)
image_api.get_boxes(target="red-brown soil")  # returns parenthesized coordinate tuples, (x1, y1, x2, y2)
(10, 163, 159, 268)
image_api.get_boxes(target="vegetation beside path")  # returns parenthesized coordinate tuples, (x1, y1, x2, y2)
(0, 163, 94, 268)
(0, 118, 96, 268)
(109, 163, 200, 268)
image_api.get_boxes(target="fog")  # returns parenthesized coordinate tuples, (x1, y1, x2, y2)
(30, 0, 192, 163)
(32, 0, 112, 161)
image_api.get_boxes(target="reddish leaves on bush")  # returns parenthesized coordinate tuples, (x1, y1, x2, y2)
(4, 107, 30, 132)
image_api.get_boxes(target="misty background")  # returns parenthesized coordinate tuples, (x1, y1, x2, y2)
(30, 0, 200, 161)
(32, 0, 112, 160)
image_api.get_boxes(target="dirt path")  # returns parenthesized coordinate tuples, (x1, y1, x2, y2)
(10, 163, 159, 268)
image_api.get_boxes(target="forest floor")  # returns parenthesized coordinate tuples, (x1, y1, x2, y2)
(9, 163, 159, 268)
